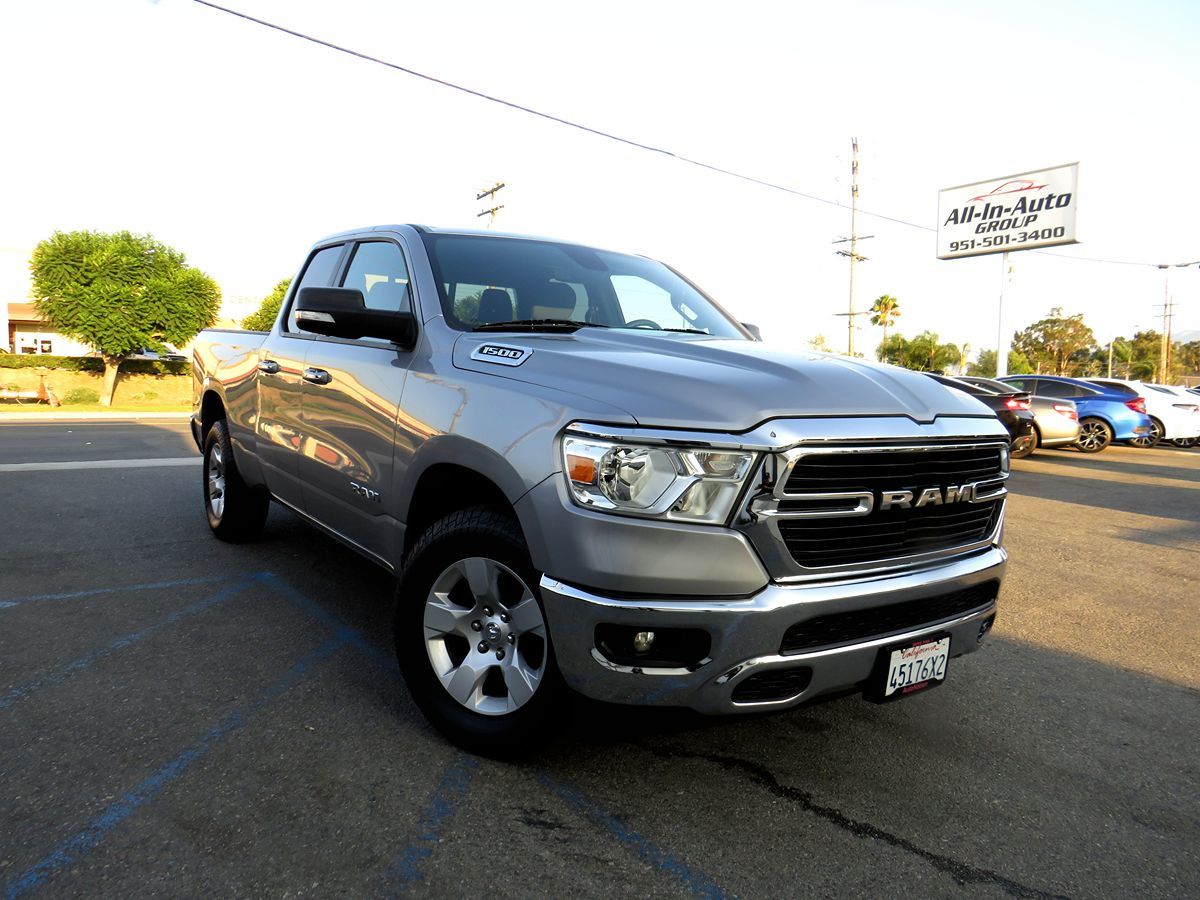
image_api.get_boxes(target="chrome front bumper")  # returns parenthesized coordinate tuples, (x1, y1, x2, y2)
(540, 547, 1006, 715)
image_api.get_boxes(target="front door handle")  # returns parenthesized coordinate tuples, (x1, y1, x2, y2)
(258, 359, 280, 374)
(303, 367, 332, 385)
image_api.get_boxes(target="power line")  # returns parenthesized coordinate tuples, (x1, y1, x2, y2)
(189, 0, 1170, 270)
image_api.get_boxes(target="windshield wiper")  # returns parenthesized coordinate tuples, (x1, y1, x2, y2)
(472, 319, 607, 333)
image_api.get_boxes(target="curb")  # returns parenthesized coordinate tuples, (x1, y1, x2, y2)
(0, 411, 191, 422)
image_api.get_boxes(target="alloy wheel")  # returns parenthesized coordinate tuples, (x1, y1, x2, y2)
(423, 557, 547, 716)
(207, 444, 226, 519)
(1077, 420, 1110, 452)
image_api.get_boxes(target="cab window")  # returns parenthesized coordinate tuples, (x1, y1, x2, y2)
(341, 241, 412, 313)
(285, 243, 345, 333)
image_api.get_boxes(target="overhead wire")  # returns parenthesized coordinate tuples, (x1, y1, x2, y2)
(189, 0, 1164, 269)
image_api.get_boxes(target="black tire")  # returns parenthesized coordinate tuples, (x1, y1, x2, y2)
(1130, 417, 1163, 449)
(1076, 417, 1113, 453)
(1172, 437, 1198, 448)
(1010, 427, 1037, 459)
(395, 507, 561, 757)
(203, 419, 269, 541)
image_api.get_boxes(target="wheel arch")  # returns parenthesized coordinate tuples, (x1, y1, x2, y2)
(199, 389, 226, 442)
(398, 438, 542, 561)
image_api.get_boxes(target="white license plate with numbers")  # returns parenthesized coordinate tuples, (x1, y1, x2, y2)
(884, 636, 950, 698)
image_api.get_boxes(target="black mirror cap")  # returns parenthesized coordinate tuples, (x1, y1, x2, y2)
(741, 322, 763, 341)
(295, 286, 417, 347)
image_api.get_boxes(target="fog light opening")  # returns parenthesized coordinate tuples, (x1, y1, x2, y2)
(594, 624, 711, 669)
(977, 615, 996, 643)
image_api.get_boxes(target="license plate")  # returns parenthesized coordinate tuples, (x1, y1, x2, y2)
(876, 636, 950, 701)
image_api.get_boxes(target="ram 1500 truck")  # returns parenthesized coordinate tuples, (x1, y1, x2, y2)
(192, 225, 1009, 753)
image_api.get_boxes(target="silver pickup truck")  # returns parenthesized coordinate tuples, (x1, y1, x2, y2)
(192, 224, 1009, 753)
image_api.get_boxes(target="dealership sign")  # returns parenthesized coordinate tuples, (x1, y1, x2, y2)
(937, 163, 1078, 259)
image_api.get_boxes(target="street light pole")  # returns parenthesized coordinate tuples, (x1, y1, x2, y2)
(995, 252, 1013, 378)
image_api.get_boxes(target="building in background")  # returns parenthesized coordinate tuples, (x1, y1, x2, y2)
(5, 302, 94, 355)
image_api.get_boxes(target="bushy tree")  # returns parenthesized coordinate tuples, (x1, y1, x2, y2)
(1011, 308, 1096, 375)
(242, 278, 292, 331)
(1176, 341, 1200, 377)
(877, 331, 960, 372)
(31, 231, 220, 405)
(969, 348, 1034, 377)
(807, 334, 832, 352)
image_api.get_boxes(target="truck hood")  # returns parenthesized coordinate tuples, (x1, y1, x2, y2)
(452, 330, 991, 431)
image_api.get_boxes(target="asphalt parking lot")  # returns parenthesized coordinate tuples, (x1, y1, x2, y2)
(1, 419, 1197, 899)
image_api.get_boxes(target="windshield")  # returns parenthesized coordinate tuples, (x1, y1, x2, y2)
(420, 233, 747, 338)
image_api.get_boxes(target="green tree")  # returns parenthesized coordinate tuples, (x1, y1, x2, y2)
(242, 278, 292, 331)
(968, 348, 1034, 377)
(877, 331, 960, 372)
(31, 231, 220, 405)
(1011, 307, 1097, 375)
(807, 334, 832, 352)
(869, 294, 901, 351)
(1175, 341, 1200, 377)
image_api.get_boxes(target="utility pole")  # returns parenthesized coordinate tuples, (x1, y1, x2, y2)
(833, 138, 872, 356)
(1154, 264, 1175, 382)
(476, 182, 506, 228)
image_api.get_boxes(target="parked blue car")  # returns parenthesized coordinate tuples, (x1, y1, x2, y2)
(998, 375, 1152, 453)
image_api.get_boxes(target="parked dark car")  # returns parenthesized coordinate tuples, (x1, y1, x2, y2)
(998, 375, 1152, 453)
(959, 376, 1081, 452)
(926, 374, 1036, 458)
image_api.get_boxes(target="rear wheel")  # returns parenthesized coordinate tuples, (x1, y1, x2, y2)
(395, 507, 560, 756)
(1076, 417, 1112, 453)
(1010, 427, 1037, 459)
(203, 419, 269, 541)
(1129, 417, 1163, 448)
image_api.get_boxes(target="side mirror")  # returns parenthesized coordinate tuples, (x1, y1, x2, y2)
(741, 322, 763, 341)
(295, 287, 417, 347)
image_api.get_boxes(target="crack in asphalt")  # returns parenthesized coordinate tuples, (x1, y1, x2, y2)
(638, 742, 1071, 900)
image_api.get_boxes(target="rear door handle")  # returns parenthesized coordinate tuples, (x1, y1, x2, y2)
(258, 359, 280, 374)
(303, 367, 332, 385)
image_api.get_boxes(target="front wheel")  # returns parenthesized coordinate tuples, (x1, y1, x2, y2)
(395, 508, 560, 756)
(1172, 437, 1198, 448)
(1076, 417, 1113, 453)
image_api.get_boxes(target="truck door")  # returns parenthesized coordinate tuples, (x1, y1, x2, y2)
(256, 242, 348, 509)
(297, 238, 415, 566)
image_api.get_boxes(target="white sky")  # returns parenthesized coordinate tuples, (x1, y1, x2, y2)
(2, 0, 1198, 354)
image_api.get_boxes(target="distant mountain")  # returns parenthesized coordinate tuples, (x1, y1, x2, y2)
(1174, 330, 1200, 344)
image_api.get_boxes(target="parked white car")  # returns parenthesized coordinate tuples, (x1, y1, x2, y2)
(1086, 378, 1200, 446)
(1148, 385, 1200, 446)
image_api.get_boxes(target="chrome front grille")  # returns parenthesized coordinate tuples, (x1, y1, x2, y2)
(742, 441, 1008, 581)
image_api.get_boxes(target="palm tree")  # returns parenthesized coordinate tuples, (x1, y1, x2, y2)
(870, 295, 902, 351)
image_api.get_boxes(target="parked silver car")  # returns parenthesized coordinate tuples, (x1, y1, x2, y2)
(959, 377, 1081, 451)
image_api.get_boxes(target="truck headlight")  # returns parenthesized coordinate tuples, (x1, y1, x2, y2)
(562, 436, 756, 524)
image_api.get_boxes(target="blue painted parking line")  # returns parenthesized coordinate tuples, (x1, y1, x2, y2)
(0, 576, 231, 610)
(255, 571, 398, 675)
(536, 772, 735, 900)
(379, 755, 480, 895)
(0, 577, 260, 711)
(3, 630, 352, 900)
